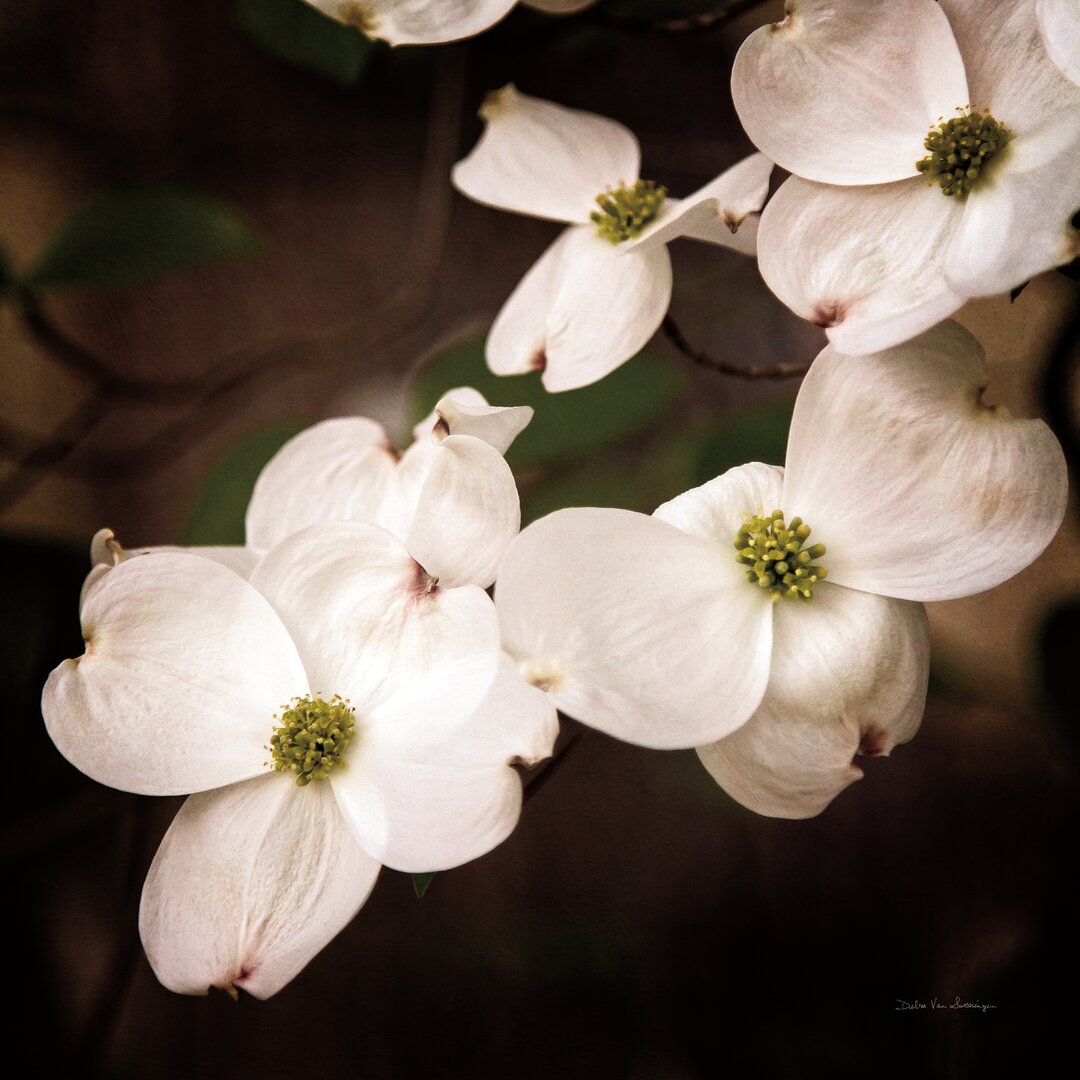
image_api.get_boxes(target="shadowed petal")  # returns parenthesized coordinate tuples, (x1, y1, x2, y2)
(140, 776, 380, 999)
(487, 225, 672, 392)
(250, 521, 500, 711)
(732, 0, 967, 184)
(698, 585, 929, 818)
(332, 653, 558, 872)
(782, 321, 1068, 601)
(304, 0, 517, 46)
(758, 175, 964, 355)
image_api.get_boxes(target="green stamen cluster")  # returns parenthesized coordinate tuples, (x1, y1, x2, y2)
(268, 695, 356, 786)
(590, 180, 667, 244)
(916, 110, 1010, 197)
(734, 510, 827, 603)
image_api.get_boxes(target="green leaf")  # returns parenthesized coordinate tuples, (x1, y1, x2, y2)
(30, 188, 262, 291)
(236, 0, 375, 86)
(411, 872, 436, 899)
(695, 396, 795, 486)
(183, 422, 309, 546)
(414, 342, 687, 469)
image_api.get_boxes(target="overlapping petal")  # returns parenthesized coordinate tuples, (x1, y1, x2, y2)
(426, 392, 533, 455)
(333, 653, 557, 872)
(406, 433, 521, 589)
(782, 321, 1068, 602)
(304, 0, 517, 46)
(44, 554, 306, 796)
(495, 507, 773, 749)
(140, 776, 380, 999)
(698, 585, 929, 818)
(622, 152, 772, 254)
(1038, 0, 1080, 85)
(757, 176, 965, 355)
(452, 85, 641, 224)
(487, 225, 672, 392)
(945, 111, 1080, 297)
(249, 521, 500, 711)
(731, 0, 967, 185)
(941, 0, 1080, 127)
(245, 418, 397, 554)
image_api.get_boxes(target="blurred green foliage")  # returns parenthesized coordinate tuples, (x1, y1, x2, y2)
(29, 188, 262, 291)
(183, 421, 309, 545)
(414, 341, 687, 469)
(236, 0, 377, 86)
(694, 395, 794, 484)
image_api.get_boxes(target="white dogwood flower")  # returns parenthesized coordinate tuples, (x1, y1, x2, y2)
(494, 321, 1067, 817)
(44, 522, 557, 998)
(85, 388, 530, 594)
(302, 0, 593, 45)
(1038, 0, 1080, 85)
(452, 85, 773, 391)
(731, 0, 1080, 354)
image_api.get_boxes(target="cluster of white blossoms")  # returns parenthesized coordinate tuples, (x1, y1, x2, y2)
(41, 0, 1077, 999)
(45, 392, 558, 998)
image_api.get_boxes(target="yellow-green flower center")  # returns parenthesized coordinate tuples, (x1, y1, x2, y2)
(268, 695, 356, 786)
(916, 109, 1011, 197)
(734, 510, 827, 603)
(590, 180, 667, 244)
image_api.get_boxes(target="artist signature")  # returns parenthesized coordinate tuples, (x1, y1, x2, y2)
(896, 998, 997, 1013)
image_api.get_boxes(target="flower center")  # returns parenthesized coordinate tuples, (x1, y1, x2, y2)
(590, 180, 667, 244)
(916, 109, 1011, 197)
(268, 695, 356, 785)
(734, 510, 827, 603)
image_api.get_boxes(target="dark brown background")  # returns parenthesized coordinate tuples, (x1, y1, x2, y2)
(2, 2, 1077, 1076)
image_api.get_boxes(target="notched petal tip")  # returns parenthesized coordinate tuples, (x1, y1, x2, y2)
(811, 300, 848, 329)
(480, 83, 518, 120)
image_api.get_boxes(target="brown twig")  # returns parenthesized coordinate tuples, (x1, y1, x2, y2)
(591, 0, 768, 35)
(0, 47, 467, 512)
(661, 314, 811, 379)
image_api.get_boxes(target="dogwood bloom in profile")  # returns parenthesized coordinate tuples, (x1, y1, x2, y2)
(1038, 0, 1080, 85)
(85, 388, 530, 595)
(302, 0, 593, 45)
(495, 322, 1067, 817)
(44, 523, 557, 998)
(452, 85, 773, 391)
(731, 0, 1080, 354)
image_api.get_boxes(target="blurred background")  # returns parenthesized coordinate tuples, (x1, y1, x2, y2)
(2, 1, 1077, 1076)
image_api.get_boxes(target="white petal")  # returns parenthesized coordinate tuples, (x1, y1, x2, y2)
(140, 776, 380, 999)
(430, 392, 533, 455)
(1038, 0, 1080, 85)
(782, 321, 1069, 602)
(731, 0, 967, 184)
(452, 85, 641, 224)
(653, 461, 785, 544)
(495, 508, 774, 749)
(81, 530, 259, 607)
(698, 585, 929, 819)
(304, 0, 516, 45)
(406, 433, 521, 589)
(332, 653, 558, 873)
(940, 0, 1080, 128)
(245, 418, 397, 554)
(622, 152, 773, 254)
(522, 0, 594, 13)
(44, 554, 307, 796)
(487, 225, 673, 392)
(249, 521, 501, 711)
(758, 175, 965, 355)
(945, 111, 1080, 297)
